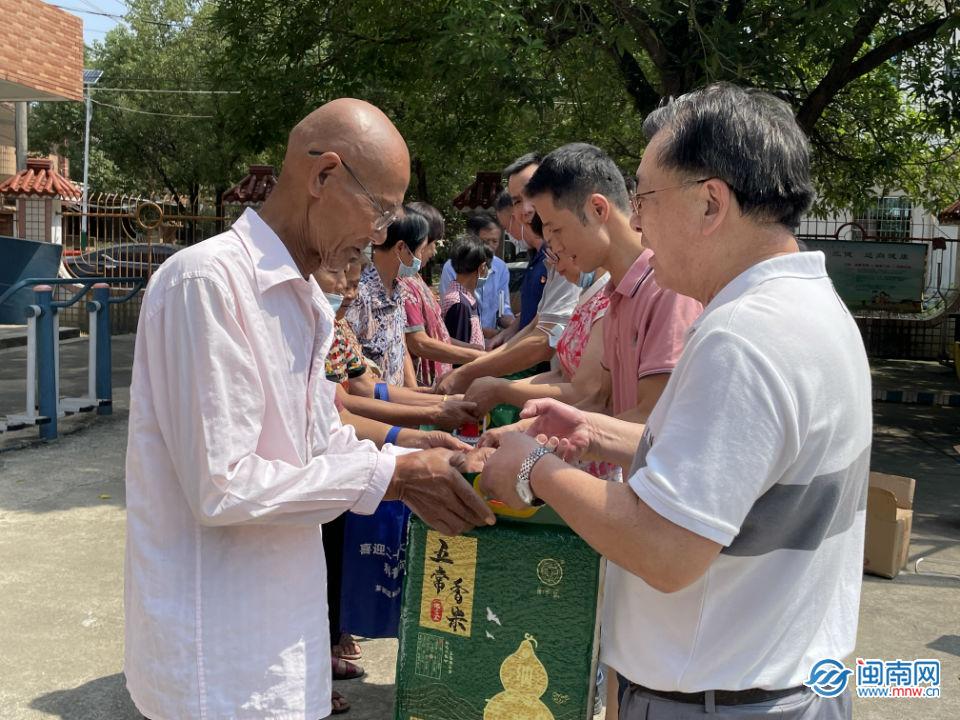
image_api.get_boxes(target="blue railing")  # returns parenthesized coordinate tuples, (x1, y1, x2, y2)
(0, 277, 144, 440)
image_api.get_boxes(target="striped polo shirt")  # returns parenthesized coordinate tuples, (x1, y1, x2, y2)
(602, 251, 872, 692)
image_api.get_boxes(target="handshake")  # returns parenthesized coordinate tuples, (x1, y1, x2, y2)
(388, 398, 596, 536)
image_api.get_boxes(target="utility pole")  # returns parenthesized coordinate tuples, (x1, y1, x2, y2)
(81, 70, 103, 251)
(14, 102, 28, 171)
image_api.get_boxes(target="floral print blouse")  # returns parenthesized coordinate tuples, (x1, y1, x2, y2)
(345, 264, 407, 386)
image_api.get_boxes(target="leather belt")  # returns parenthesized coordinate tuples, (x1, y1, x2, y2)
(629, 682, 806, 706)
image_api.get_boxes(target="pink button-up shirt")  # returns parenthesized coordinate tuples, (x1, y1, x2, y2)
(602, 250, 702, 415)
(124, 209, 398, 720)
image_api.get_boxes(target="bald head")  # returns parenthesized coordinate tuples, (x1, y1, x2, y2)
(282, 98, 409, 190)
(258, 99, 412, 276)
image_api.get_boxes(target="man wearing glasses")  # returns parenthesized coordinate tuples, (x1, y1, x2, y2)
(124, 99, 494, 720)
(482, 84, 869, 720)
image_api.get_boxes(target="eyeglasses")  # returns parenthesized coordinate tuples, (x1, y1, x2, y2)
(630, 177, 712, 214)
(308, 150, 399, 232)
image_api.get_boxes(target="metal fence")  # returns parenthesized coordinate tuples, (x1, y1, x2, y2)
(55, 192, 231, 333)
(796, 209, 960, 361)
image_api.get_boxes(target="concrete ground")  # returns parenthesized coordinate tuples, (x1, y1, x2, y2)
(0, 335, 958, 719)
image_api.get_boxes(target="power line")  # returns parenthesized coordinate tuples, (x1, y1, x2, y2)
(77, 0, 108, 13)
(91, 97, 214, 118)
(51, 4, 185, 27)
(93, 87, 241, 95)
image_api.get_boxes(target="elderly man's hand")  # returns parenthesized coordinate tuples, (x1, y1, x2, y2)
(479, 432, 544, 510)
(520, 398, 593, 463)
(463, 376, 507, 418)
(388, 449, 495, 535)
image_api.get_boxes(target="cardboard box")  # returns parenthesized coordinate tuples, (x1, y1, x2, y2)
(864, 472, 915, 579)
(395, 510, 604, 720)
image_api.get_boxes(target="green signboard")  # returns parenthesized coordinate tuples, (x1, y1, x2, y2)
(805, 240, 928, 313)
(395, 515, 603, 720)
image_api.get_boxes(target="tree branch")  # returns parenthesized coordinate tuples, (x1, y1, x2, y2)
(797, 5, 957, 132)
(608, 0, 670, 70)
(723, 0, 747, 25)
(609, 46, 662, 111)
(535, 1, 662, 112)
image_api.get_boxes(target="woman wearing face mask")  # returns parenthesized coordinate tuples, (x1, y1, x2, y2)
(346, 207, 428, 387)
(465, 249, 618, 481)
(319, 260, 480, 431)
(399, 203, 486, 387)
(442, 237, 493, 348)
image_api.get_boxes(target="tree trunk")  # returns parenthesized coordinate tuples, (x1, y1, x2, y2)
(413, 157, 430, 203)
(215, 185, 226, 234)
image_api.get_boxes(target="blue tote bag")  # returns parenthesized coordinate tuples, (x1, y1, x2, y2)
(339, 501, 411, 638)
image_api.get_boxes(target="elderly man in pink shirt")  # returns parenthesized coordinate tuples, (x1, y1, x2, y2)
(123, 99, 493, 720)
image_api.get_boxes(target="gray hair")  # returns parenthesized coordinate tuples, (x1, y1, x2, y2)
(643, 83, 814, 228)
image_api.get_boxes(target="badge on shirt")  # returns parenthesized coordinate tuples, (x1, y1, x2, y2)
(540, 277, 546, 284)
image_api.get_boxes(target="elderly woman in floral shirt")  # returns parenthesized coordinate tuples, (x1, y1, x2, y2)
(346, 209, 428, 386)
(324, 260, 478, 431)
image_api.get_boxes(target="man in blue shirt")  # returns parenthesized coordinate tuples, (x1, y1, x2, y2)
(439, 213, 516, 337)
(518, 237, 548, 330)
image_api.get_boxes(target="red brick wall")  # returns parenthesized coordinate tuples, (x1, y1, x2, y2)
(0, 0, 83, 102)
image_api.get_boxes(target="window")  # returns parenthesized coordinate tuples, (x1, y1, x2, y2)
(854, 196, 912, 240)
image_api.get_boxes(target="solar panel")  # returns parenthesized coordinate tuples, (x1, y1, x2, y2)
(83, 69, 103, 85)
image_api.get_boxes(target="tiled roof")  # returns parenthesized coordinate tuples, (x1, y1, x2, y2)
(223, 164, 277, 205)
(0, 158, 81, 199)
(939, 197, 960, 225)
(452, 171, 503, 212)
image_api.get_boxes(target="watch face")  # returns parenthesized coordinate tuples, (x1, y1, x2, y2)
(516, 482, 533, 505)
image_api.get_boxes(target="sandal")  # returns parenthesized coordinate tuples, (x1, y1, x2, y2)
(332, 655, 365, 681)
(332, 632, 363, 661)
(331, 690, 351, 715)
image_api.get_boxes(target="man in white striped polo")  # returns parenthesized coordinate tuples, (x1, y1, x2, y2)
(481, 83, 871, 719)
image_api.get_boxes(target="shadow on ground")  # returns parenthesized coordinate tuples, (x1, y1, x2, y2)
(927, 635, 960, 659)
(30, 674, 140, 720)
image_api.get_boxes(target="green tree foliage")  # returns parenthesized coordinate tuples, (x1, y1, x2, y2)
(31, 0, 250, 215)
(32, 0, 960, 217)
(214, 0, 960, 215)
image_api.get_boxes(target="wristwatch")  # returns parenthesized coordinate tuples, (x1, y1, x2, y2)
(516, 446, 551, 507)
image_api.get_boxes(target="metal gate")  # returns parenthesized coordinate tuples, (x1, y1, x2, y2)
(57, 193, 230, 332)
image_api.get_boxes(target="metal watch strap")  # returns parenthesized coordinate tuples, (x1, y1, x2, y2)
(516, 446, 551, 507)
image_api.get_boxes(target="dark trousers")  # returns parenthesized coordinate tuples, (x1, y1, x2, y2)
(322, 513, 347, 646)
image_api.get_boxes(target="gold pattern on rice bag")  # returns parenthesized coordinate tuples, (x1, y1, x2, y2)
(483, 634, 554, 720)
(418, 531, 478, 637)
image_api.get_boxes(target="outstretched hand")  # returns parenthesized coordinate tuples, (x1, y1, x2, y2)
(519, 398, 593, 463)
